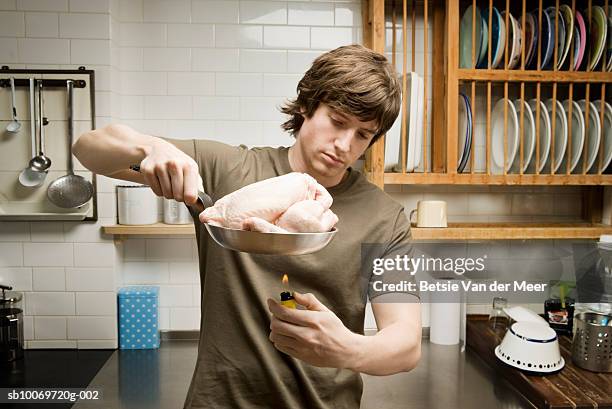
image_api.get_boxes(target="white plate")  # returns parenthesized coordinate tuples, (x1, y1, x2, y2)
(384, 76, 403, 172)
(511, 99, 535, 173)
(491, 98, 519, 174)
(458, 93, 471, 170)
(577, 100, 602, 173)
(594, 100, 612, 172)
(502, 12, 521, 69)
(527, 99, 552, 173)
(412, 74, 425, 170)
(544, 99, 568, 173)
(560, 99, 585, 173)
(384, 73, 419, 172)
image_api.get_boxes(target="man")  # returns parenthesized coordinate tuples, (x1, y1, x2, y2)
(74, 44, 421, 409)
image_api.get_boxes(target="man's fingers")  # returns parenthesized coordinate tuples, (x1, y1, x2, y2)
(292, 292, 329, 312)
(167, 162, 184, 202)
(273, 343, 301, 358)
(267, 298, 316, 326)
(156, 167, 173, 199)
(182, 164, 199, 205)
(269, 331, 298, 348)
(270, 316, 309, 340)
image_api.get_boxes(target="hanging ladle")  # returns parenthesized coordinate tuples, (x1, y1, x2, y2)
(6, 77, 21, 133)
(47, 80, 94, 208)
(18, 78, 46, 187)
(28, 80, 52, 173)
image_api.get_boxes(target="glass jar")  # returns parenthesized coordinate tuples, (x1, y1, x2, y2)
(488, 297, 509, 333)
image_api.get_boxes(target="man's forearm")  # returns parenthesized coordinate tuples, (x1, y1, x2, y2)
(349, 321, 421, 376)
(73, 124, 163, 176)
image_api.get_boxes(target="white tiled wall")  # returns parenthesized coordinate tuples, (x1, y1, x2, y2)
(0, 0, 587, 347)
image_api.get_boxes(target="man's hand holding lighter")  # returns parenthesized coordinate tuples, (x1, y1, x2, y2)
(267, 292, 364, 370)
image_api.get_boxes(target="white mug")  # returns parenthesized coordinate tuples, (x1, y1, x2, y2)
(409, 200, 447, 228)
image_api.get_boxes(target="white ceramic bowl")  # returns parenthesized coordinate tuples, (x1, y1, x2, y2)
(495, 321, 565, 373)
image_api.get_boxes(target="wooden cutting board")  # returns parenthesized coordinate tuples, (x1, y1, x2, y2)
(466, 315, 612, 409)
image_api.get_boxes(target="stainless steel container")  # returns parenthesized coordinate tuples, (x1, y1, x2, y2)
(163, 198, 192, 224)
(571, 312, 612, 372)
(0, 285, 24, 362)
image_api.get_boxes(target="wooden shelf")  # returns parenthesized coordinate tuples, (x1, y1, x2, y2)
(103, 223, 195, 238)
(457, 69, 612, 83)
(411, 223, 612, 240)
(384, 173, 612, 185)
(102, 222, 612, 241)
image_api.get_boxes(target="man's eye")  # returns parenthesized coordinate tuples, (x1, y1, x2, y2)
(359, 133, 369, 140)
(331, 117, 343, 126)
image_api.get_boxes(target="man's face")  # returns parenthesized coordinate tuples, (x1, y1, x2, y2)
(294, 103, 378, 185)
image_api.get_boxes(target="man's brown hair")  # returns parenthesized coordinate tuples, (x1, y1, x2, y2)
(280, 44, 401, 146)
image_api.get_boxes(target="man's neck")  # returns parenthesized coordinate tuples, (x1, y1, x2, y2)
(288, 145, 348, 188)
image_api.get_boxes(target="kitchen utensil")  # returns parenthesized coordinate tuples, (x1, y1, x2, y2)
(587, 6, 607, 71)
(503, 305, 549, 326)
(129, 165, 338, 255)
(594, 100, 612, 172)
(495, 321, 564, 373)
(558, 5, 574, 69)
(575, 10, 587, 70)
(5, 77, 21, 133)
(0, 284, 24, 362)
(527, 99, 552, 173)
(511, 99, 535, 173)
(559, 99, 585, 173)
(571, 312, 612, 372)
(18, 78, 45, 187)
(545, 98, 568, 173)
(28, 80, 51, 174)
(460, 5, 483, 68)
(409, 200, 447, 228)
(573, 25, 581, 69)
(117, 185, 160, 225)
(47, 80, 94, 208)
(457, 93, 472, 173)
(577, 99, 602, 173)
(163, 198, 192, 224)
(491, 98, 519, 174)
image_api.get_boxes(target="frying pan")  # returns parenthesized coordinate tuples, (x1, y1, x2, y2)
(129, 165, 337, 255)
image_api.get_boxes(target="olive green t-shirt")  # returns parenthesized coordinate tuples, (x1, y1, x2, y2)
(165, 138, 417, 409)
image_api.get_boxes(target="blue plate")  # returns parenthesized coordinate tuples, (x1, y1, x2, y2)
(477, 12, 489, 67)
(458, 93, 473, 173)
(540, 9, 554, 69)
(543, 7, 565, 69)
(479, 7, 503, 68)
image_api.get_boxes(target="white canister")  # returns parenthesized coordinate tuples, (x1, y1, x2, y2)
(163, 198, 192, 224)
(117, 185, 160, 225)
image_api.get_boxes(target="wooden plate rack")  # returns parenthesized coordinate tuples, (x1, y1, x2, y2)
(361, 0, 612, 239)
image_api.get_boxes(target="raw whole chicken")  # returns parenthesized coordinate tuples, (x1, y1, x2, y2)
(200, 172, 338, 233)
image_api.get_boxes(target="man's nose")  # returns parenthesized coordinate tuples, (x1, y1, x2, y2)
(334, 130, 352, 152)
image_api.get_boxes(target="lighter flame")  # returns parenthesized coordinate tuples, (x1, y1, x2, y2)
(282, 274, 289, 288)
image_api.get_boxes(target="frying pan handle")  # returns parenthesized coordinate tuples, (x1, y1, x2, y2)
(129, 164, 212, 212)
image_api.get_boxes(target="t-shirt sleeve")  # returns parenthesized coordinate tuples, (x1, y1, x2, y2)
(367, 208, 420, 303)
(161, 137, 249, 198)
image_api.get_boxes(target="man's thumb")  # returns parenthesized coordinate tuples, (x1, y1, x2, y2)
(293, 292, 328, 312)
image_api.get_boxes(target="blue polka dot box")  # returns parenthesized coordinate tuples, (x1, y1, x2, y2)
(118, 286, 160, 350)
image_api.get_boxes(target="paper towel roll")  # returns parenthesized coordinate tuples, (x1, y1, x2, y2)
(428, 275, 464, 346)
(430, 302, 462, 345)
